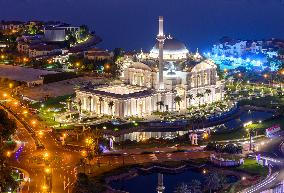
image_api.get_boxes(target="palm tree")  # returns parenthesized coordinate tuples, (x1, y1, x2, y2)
(74, 127, 81, 141)
(205, 172, 221, 193)
(79, 158, 86, 173)
(174, 96, 182, 111)
(205, 89, 211, 102)
(86, 152, 94, 174)
(108, 101, 114, 116)
(66, 98, 72, 111)
(187, 94, 193, 108)
(98, 97, 104, 114)
(88, 96, 92, 113)
(91, 128, 103, 155)
(196, 92, 204, 107)
(156, 101, 164, 112)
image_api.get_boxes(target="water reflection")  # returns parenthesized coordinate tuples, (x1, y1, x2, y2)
(113, 111, 273, 142)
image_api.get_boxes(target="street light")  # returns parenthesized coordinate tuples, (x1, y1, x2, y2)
(38, 130, 43, 137)
(31, 120, 36, 126)
(81, 150, 87, 157)
(9, 83, 13, 89)
(44, 152, 49, 159)
(45, 168, 51, 174)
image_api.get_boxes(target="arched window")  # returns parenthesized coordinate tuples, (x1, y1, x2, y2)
(191, 75, 195, 87)
(204, 73, 208, 85)
(197, 74, 201, 87)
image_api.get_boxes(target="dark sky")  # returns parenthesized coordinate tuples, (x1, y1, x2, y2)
(1, 0, 284, 52)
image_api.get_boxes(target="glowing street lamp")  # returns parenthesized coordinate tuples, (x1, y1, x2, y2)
(44, 152, 49, 159)
(1, 55, 5, 59)
(81, 150, 87, 157)
(38, 130, 43, 137)
(23, 57, 28, 62)
(3, 93, 7, 98)
(263, 74, 268, 79)
(45, 167, 51, 174)
(31, 120, 36, 126)
(6, 151, 11, 157)
(9, 83, 13, 89)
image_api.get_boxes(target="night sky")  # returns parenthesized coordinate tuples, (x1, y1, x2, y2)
(1, 0, 284, 52)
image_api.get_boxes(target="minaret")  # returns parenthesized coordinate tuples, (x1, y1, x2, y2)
(157, 16, 166, 90)
(156, 173, 165, 193)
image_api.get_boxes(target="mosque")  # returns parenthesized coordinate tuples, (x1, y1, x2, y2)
(76, 16, 224, 118)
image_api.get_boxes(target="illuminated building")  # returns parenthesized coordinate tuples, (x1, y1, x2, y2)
(76, 16, 224, 118)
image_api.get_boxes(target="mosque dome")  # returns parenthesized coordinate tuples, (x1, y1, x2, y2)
(149, 36, 189, 60)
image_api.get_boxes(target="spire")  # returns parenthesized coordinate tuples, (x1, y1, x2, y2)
(157, 16, 166, 90)
(156, 173, 165, 193)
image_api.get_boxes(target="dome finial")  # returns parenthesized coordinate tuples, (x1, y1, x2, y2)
(168, 34, 173, 39)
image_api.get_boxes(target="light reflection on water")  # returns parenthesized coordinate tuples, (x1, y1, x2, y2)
(114, 110, 273, 142)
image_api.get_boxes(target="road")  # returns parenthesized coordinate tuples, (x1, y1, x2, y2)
(241, 136, 284, 193)
(0, 84, 82, 193)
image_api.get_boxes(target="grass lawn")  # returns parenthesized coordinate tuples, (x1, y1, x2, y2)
(246, 115, 284, 131)
(239, 95, 284, 109)
(31, 94, 75, 109)
(237, 159, 268, 176)
(32, 94, 75, 127)
(210, 126, 248, 141)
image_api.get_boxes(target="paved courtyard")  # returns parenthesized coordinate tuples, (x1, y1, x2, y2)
(0, 64, 57, 82)
(21, 76, 105, 101)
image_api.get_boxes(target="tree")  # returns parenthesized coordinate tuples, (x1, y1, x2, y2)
(187, 94, 193, 105)
(205, 172, 221, 193)
(174, 96, 182, 111)
(156, 101, 164, 112)
(86, 151, 94, 173)
(196, 93, 204, 107)
(73, 173, 98, 193)
(66, 34, 77, 46)
(79, 25, 89, 38)
(77, 99, 82, 114)
(0, 110, 16, 143)
(88, 96, 92, 113)
(0, 109, 18, 192)
(108, 101, 114, 116)
(189, 180, 202, 193)
(174, 183, 191, 193)
(113, 48, 123, 62)
(205, 89, 211, 99)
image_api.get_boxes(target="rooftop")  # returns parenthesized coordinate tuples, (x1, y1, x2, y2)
(81, 85, 155, 99)
(0, 64, 57, 82)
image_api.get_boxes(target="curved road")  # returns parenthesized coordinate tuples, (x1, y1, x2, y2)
(241, 136, 284, 193)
